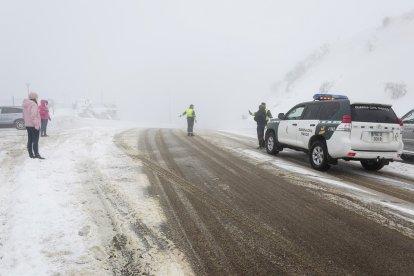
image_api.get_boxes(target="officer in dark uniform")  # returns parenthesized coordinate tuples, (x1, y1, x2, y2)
(249, 102, 272, 149)
(253, 105, 268, 149)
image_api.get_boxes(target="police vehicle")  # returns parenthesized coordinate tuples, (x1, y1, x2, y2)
(264, 94, 403, 171)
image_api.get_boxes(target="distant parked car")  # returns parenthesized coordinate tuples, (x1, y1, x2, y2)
(401, 109, 414, 161)
(0, 106, 25, 130)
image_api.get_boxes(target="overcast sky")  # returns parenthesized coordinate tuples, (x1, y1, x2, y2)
(1, 0, 413, 127)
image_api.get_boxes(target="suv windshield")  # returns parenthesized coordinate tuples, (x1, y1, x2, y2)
(351, 104, 398, 123)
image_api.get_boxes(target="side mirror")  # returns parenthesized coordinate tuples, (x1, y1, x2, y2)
(278, 113, 285, 120)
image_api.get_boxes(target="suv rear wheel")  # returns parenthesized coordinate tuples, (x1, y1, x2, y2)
(15, 119, 25, 130)
(309, 141, 330, 171)
(265, 131, 279, 155)
(360, 160, 385, 171)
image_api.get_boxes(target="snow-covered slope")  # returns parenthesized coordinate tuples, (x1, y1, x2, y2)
(268, 11, 414, 117)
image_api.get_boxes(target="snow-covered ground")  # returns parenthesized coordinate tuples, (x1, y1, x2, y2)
(0, 110, 192, 275)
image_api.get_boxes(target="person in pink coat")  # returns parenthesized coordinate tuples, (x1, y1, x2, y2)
(39, 99, 51, 137)
(22, 92, 45, 159)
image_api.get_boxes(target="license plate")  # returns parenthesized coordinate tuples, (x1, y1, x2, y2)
(371, 132, 383, 142)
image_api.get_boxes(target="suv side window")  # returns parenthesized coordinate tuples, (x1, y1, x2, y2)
(318, 102, 340, 120)
(3, 107, 21, 114)
(2, 107, 12, 114)
(302, 103, 321, 120)
(285, 105, 305, 120)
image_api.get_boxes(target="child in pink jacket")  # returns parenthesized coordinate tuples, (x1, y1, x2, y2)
(22, 92, 45, 159)
(39, 99, 51, 137)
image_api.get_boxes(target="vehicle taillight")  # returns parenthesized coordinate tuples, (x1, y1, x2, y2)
(342, 115, 352, 124)
(397, 118, 403, 126)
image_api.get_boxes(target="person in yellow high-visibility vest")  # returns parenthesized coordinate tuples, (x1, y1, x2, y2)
(180, 104, 196, 136)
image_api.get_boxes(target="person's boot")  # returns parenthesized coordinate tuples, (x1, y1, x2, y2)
(34, 154, 45, 159)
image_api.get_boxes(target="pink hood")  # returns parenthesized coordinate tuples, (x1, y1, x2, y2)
(39, 99, 50, 120)
(23, 99, 41, 129)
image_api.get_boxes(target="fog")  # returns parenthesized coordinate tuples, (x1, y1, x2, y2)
(1, 0, 413, 128)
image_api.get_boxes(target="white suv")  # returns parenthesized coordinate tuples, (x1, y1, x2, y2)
(265, 94, 403, 171)
(0, 106, 25, 130)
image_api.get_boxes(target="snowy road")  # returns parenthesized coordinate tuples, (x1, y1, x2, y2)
(116, 128, 414, 275)
(0, 118, 193, 275)
(1, 116, 414, 275)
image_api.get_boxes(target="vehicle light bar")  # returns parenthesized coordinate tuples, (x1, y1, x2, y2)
(313, 93, 348, 101)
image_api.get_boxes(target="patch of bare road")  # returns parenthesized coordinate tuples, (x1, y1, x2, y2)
(115, 128, 414, 275)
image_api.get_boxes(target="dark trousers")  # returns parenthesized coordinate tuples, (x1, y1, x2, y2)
(187, 117, 195, 135)
(257, 123, 266, 148)
(41, 119, 48, 136)
(26, 127, 40, 157)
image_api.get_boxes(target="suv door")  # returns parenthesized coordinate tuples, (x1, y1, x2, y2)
(0, 107, 15, 124)
(350, 104, 401, 151)
(402, 109, 414, 154)
(278, 104, 305, 147)
(297, 102, 322, 149)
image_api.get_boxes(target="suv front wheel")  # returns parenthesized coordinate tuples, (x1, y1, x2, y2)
(15, 119, 25, 130)
(309, 141, 330, 171)
(265, 131, 279, 155)
(360, 160, 385, 171)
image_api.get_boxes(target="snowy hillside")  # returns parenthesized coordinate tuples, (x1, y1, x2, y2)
(268, 10, 414, 117)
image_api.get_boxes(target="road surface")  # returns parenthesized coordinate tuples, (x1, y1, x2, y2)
(114, 128, 414, 275)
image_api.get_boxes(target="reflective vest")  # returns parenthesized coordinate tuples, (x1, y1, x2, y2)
(251, 108, 272, 121)
(186, 108, 195, 118)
